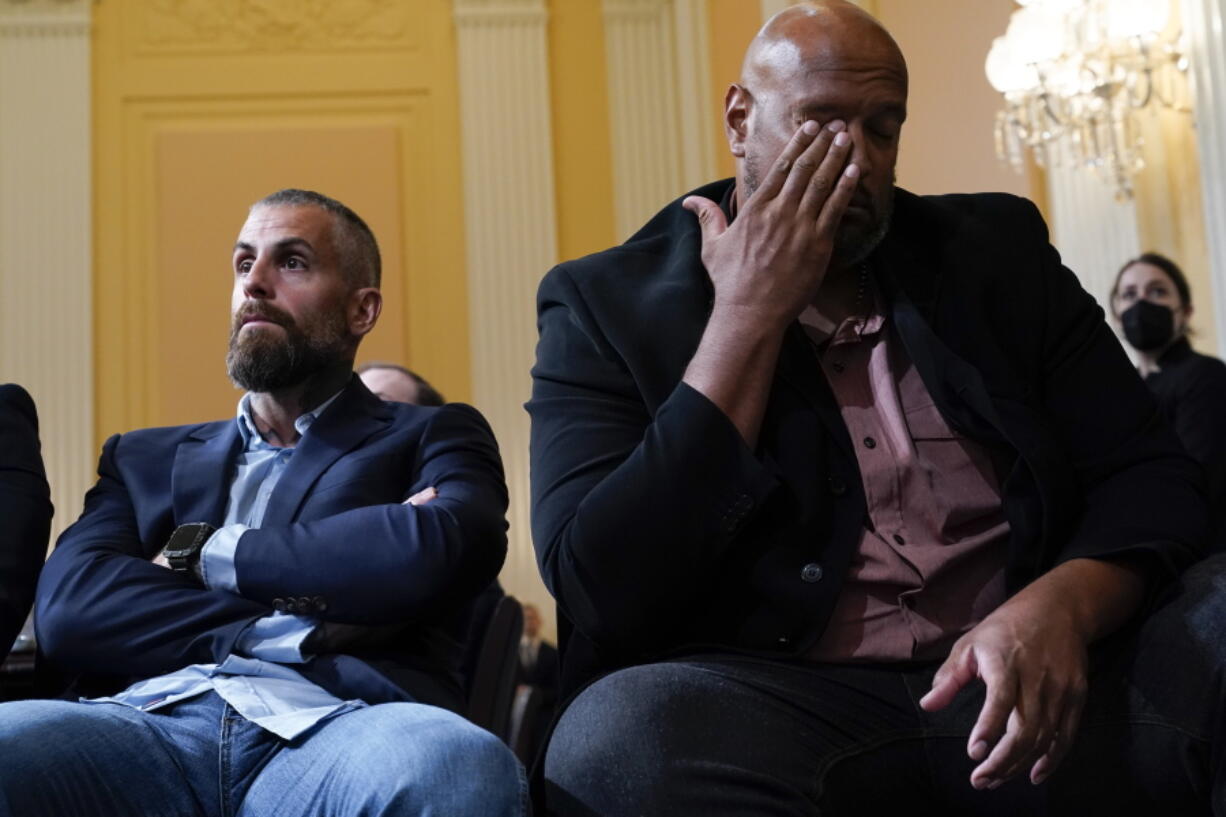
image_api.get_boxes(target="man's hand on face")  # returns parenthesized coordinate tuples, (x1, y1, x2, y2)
(681, 119, 859, 332)
(919, 595, 1090, 791)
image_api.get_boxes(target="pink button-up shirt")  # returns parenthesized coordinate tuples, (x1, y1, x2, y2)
(803, 288, 1010, 662)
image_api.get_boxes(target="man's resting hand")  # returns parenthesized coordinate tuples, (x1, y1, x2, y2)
(919, 557, 1146, 790)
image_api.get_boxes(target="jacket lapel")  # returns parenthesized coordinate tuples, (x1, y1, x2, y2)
(873, 196, 1009, 446)
(172, 421, 243, 525)
(259, 376, 392, 526)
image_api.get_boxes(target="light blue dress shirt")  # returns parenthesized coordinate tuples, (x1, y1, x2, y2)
(87, 392, 366, 740)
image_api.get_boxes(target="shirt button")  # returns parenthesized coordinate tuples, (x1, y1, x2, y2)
(313, 596, 328, 612)
(777, 635, 791, 646)
(800, 562, 824, 583)
(297, 597, 313, 612)
(272, 598, 287, 613)
(863, 436, 877, 449)
(828, 477, 847, 496)
(893, 534, 906, 546)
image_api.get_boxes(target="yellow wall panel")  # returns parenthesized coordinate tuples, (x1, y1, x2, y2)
(548, 0, 616, 261)
(707, 0, 761, 180)
(94, 0, 468, 443)
(152, 122, 410, 425)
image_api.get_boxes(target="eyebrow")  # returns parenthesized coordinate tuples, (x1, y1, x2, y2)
(233, 237, 317, 256)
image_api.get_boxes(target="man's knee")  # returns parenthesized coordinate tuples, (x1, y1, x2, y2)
(344, 705, 525, 815)
(544, 663, 727, 814)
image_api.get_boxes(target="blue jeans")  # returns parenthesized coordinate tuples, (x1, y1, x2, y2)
(0, 691, 528, 816)
(546, 555, 1226, 816)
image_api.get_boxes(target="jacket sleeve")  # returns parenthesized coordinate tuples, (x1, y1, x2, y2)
(0, 385, 53, 655)
(36, 434, 269, 677)
(1024, 205, 1207, 577)
(527, 265, 780, 653)
(230, 403, 509, 625)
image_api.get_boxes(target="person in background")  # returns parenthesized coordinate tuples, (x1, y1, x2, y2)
(1112, 252, 1226, 552)
(517, 603, 559, 697)
(355, 359, 503, 692)
(513, 602, 559, 762)
(0, 384, 52, 663)
(358, 362, 445, 407)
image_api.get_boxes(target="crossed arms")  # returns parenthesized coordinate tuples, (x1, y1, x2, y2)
(35, 402, 507, 681)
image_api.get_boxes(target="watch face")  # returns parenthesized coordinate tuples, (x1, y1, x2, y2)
(164, 524, 212, 568)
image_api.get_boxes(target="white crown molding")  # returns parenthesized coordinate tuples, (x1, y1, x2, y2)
(453, 0, 547, 25)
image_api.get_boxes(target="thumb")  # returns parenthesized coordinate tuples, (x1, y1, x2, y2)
(920, 646, 976, 712)
(682, 196, 728, 244)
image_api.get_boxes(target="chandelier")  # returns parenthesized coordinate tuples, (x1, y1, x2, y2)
(985, 0, 1189, 199)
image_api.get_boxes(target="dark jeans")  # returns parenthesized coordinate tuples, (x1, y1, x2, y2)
(545, 555, 1226, 816)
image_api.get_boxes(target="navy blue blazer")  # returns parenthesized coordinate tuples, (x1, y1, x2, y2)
(36, 376, 508, 710)
(0, 384, 52, 660)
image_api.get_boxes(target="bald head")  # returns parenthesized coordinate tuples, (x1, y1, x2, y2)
(743, 1, 906, 103)
(726, 0, 907, 267)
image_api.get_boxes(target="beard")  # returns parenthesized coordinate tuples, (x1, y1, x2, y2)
(226, 301, 350, 393)
(741, 150, 893, 268)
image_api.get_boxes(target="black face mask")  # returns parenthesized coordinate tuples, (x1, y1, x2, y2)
(1121, 299, 1176, 352)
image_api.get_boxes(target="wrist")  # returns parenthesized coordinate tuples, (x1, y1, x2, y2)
(161, 522, 217, 581)
(708, 299, 794, 337)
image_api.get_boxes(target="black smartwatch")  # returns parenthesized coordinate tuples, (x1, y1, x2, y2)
(162, 523, 217, 577)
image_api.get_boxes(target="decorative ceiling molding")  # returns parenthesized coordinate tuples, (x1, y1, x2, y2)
(452, 0, 546, 25)
(0, 0, 88, 34)
(135, 0, 415, 54)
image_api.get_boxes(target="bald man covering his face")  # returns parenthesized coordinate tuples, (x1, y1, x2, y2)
(528, 2, 1226, 814)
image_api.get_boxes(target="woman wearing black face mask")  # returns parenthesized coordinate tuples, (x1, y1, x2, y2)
(1111, 252, 1226, 552)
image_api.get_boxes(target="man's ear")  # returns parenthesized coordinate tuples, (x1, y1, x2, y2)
(349, 288, 382, 338)
(725, 83, 752, 158)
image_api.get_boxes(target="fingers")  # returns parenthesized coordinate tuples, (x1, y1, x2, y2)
(965, 651, 1015, 770)
(971, 667, 1086, 790)
(681, 195, 729, 246)
(920, 647, 975, 712)
(794, 128, 856, 224)
(777, 121, 846, 208)
(970, 669, 1043, 789)
(750, 119, 823, 202)
(404, 486, 438, 506)
(1030, 674, 1086, 785)
(813, 160, 859, 239)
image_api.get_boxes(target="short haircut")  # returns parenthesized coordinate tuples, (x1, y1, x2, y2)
(1110, 252, 1192, 314)
(253, 189, 381, 289)
(356, 362, 446, 407)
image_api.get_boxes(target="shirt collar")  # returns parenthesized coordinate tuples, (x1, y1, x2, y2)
(235, 389, 344, 451)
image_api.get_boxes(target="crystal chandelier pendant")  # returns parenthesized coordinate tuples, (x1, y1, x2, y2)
(985, 0, 1190, 199)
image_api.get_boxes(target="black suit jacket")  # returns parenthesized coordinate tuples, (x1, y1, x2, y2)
(528, 180, 1206, 697)
(1144, 338, 1226, 552)
(0, 384, 52, 661)
(36, 376, 508, 710)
